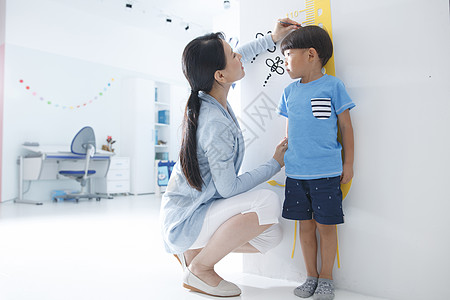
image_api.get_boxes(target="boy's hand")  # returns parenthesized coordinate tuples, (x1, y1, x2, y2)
(340, 163, 353, 184)
(271, 18, 301, 43)
(273, 137, 288, 167)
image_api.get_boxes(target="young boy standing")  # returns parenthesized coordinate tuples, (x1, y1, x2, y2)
(277, 26, 355, 300)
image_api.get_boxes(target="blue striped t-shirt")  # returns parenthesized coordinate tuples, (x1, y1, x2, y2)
(277, 74, 355, 179)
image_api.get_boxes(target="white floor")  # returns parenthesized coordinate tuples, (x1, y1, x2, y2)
(0, 195, 385, 300)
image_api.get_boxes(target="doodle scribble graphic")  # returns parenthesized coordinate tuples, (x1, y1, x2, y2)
(263, 56, 285, 87)
(266, 56, 285, 74)
(251, 31, 276, 64)
(249, 31, 286, 87)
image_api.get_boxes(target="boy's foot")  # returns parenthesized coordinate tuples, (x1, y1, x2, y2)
(313, 278, 335, 300)
(294, 276, 318, 298)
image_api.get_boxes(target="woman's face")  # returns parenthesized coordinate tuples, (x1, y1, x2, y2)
(220, 40, 244, 83)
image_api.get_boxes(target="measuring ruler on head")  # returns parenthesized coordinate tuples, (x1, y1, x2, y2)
(286, 0, 336, 78)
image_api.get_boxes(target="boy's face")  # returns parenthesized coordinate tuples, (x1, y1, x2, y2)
(283, 48, 314, 79)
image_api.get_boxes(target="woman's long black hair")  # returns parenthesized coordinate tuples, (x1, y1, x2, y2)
(180, 32, 226, 191)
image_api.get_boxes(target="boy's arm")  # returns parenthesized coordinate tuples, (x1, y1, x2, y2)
(338, 109, 354, 184)
(286, 119, 289, 137)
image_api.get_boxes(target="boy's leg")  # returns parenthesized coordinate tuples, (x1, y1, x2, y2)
(299, 219, 319, 277)
(316, 223, 337, 279)
(308, 176, 342, 280)
(295, 219, 319, 298)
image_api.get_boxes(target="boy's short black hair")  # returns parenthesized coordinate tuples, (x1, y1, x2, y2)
(281, 25, 333, 67)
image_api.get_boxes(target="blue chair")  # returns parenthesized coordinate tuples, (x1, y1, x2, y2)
(56, 126, 102, 202)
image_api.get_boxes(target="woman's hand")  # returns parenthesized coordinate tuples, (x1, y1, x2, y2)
(271, 18, 301, 43)
(273, 137, 288, 167)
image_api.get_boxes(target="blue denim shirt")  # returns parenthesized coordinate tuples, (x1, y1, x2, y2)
(160, 34, 281, 254)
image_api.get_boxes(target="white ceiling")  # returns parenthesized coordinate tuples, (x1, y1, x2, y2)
(51, 0, 239, 33)
(146, 0, 234, 28)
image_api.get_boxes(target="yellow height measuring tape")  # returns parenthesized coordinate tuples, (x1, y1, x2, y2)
(282, 0, 351, 269)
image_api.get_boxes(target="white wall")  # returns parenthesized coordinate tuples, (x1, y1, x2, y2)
(0, 0, 5, 44)
(239, 0, 450, 299)
(0, 0, 5, 199)
(0, 0, 199, 202)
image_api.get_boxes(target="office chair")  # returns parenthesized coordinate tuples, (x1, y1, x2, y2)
(55, 126, 102, 202)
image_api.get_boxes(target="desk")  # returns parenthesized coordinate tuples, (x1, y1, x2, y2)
(17, 145, 114, 204)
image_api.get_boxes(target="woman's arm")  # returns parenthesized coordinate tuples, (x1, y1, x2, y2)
(236, 18, 299, 63)
(213, 157, 281, 199)
(201, 121, 286, 198)
(235, 34, 276, 63)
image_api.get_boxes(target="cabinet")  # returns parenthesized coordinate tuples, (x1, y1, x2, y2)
(154, 82, 171, 161)
(93, 157, 130, 196)
(120, 78, 187, 194)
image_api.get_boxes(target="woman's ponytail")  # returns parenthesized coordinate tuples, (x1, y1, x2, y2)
(180, 90, 203, 191)
(179, 32, 226, 191)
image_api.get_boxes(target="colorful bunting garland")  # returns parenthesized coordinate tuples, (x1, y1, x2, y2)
(19, 78, 114, 109)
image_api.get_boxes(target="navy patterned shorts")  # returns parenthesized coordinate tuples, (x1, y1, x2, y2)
(282, 176, 344, 225)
